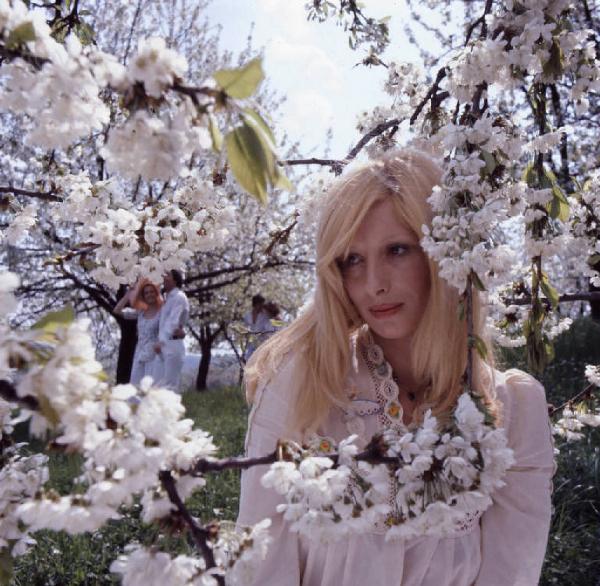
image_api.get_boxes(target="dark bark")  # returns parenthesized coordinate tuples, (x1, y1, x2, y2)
(114, 286, 137, 384)
(195, 325, 211, 391)
(195, 324, 220, 391)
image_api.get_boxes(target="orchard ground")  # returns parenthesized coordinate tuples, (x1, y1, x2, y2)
(11, 319, 600, 586)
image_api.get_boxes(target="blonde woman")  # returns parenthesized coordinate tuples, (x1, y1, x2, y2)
(238, 150, 555, 585)
(113, 279, 163, 384)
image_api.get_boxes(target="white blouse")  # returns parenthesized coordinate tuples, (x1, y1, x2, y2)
(238, 336, 555, 586)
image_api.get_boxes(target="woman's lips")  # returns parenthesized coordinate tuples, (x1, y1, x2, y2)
(369, 303, 403, 318)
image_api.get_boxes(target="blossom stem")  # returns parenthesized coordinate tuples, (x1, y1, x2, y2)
(158, 470, 225, 586)
(549, 383, 596, 417)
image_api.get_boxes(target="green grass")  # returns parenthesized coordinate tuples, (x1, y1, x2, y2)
(10, 321, 600, 584)
(498, 318, 600, 586)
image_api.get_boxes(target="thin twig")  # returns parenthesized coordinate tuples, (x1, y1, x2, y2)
(549, 383, 596, 416)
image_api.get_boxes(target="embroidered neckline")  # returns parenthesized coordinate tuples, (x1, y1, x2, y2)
(358, 329, 432, 431)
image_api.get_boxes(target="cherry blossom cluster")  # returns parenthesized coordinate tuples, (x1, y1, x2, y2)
(263, 393, 514, 541)
(0, 0, 212, 176)
(0, 271, 272, 583)
(111, 519, 272, 586)
(5, 171, 236, 288)
(447, 0, 599, 107)
(421, 114, 524, 292)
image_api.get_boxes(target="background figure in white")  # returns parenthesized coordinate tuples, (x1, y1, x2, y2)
(154, 269, 189, 393)
(113, 279, 163, 384)
(243, 294, 271, 361)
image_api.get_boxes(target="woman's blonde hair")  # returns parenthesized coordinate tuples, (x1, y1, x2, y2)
(245, 149, 494, 434)
(130, 279, 163, 311)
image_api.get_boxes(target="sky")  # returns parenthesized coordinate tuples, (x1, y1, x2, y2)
(204, 0, 429, 158)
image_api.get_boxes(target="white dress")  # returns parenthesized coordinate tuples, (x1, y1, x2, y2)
(123, 309, 160, 385)
(238, 332, 555, 586)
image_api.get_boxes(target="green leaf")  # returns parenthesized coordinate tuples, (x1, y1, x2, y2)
(547, 184, 570, 221)
(474, 336, 489, 360)
(208, 115, 223, 153)
(542, 38, 564, 78)
(522, 162, 536, 187)
(38, 394, 61, 427)
(469, 335, 489, 360)
(480, 149, 497, 177)
(471, 271, 487, 292)
(213, 57, 264, 99)
(242, 108, 276, 151)
(6, 21, 36, 49)
(540, 274, 560, 308)
(588, 254, 600, 266)
(241, 109, 293, 193)
(273, 166, 293, 192)
(225, 123, 270, 203)
(32, 306, 75, 334)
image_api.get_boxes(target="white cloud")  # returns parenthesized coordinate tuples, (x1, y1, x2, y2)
(255, 0, 314, 43)
(281, 90, 334, 141)
(265, 37, 343, 93)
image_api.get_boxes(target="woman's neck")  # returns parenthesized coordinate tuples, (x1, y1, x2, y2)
(143, 306, 158, 317)
(372, 335, 419, 390)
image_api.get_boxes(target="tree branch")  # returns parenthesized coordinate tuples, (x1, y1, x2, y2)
(0, 186, 62, 202)
(158, 470, 224, 585)
(0, 380, 40, 411)
(503, 291, 600, 306)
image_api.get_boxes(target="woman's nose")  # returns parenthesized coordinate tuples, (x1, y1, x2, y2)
(366, 261, 389, 296)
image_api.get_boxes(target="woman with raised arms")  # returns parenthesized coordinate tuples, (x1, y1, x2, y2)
(113, 278, 163, 385)
(238, 149, 555, 586)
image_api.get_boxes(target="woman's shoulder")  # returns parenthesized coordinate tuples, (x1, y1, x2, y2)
(494, 368, 551, 445)
(495, 368, 547, 407)
(253, 349, 301, 400)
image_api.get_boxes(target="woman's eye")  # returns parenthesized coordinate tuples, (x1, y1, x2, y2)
(339, 253, 362, 271)
(388, 243, 410, 256)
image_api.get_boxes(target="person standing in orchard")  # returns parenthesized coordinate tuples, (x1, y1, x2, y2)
(239, 150, 555, 585)
(112, 279, 163, 384)
(154, 269, 189, 393)
(243, 294, 272, 360)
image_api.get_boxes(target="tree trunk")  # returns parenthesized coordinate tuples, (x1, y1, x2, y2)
(116, 318, 137, 383)
(115, 286, 137, 384)
(195, 324, 213, 391)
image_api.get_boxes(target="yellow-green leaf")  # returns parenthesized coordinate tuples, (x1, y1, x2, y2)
(6, 21, 36, 49)
(32, 306, 75, 335)
(208, 115, 223, 153)
(547, 185, 570, 221)
(540, 274, 560, 308)
(471, 271, 487, 292)
(274, 166, 293, 192)
(480, 149, 497, 177)
(542, 38, 564, 78)
(213, 57, 264, 99)
(38, 394, 60, 427)
(225, 124, 270, 203)
(242, 108, 276, 151)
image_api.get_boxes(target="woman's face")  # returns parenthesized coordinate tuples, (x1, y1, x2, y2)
(142, 285, 158, 305)
(339, 198, 431, 348)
